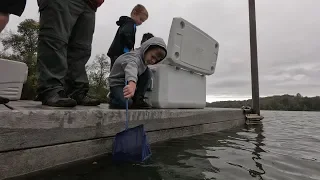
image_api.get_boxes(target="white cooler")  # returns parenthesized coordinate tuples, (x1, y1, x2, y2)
(0, 58, 28, 100)
(145, 17, 219, 109)
(146, 64, 206, 109)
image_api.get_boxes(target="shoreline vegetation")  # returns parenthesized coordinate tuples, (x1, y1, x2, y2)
(206, 93, 320, 111)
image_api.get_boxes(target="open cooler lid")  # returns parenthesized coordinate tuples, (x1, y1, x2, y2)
(161, 17, 219, 75)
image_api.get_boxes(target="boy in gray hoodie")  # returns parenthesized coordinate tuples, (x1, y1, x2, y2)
(108, 36, 167, 109)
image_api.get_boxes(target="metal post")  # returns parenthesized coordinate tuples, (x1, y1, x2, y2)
(248, 0, 260, 115)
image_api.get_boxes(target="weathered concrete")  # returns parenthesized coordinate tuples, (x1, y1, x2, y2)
(0, 101, 245, 179)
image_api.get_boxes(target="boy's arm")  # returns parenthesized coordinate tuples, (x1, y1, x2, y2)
(119, 22, 135, 51)
(122, 60, 138, 83)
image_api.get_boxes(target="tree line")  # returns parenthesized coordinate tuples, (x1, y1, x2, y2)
(0, 19, 110, 102)
(207, 93, 320, 111)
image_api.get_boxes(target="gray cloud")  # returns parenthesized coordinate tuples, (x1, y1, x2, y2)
(3, 0, 320, 101)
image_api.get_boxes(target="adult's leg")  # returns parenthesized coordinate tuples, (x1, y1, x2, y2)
(36, 0, 82, 107)
(64, 1, 100, 106)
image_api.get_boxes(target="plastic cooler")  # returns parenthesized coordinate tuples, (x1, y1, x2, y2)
(0, 58, 28, 100)
(145, 17, 219, 109)
(146, 64, 206, 109)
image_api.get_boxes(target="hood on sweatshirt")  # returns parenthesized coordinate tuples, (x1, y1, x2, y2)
(139, 37, 167, 64)
(108, 36, 167, 87)
(116, 16, 136, 26)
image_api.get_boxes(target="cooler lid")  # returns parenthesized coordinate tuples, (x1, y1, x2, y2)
(162, 17, 219, 75)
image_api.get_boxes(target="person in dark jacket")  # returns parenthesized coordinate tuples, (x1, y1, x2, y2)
(107, 4, 149, 70)
(0, 0, 27, 33)
(36, 0, 104, 107)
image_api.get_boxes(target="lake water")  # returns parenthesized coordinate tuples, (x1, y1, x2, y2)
(15, 110, 320, 180)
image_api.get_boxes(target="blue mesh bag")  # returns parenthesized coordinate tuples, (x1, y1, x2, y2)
(112, 81, 152, 163)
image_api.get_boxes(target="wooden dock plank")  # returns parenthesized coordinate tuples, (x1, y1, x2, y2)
(0, 108, 243, 152)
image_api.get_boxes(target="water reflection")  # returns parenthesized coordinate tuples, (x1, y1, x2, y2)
(200, 124, 267, 180)
(151, 137, 215, 180)
(246, 124, 266, 178)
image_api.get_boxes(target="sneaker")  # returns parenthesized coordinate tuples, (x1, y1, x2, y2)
(131, 97, 152, 109)
(72, 94, 101, 106)
(42, 91, 77, 107)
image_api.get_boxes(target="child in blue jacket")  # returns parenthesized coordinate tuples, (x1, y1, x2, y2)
(107, 4, 149, 70)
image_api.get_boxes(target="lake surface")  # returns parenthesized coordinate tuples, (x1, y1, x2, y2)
(15, 110, 320, 180)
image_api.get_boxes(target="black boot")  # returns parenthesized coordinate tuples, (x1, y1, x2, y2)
(131, 96, 152, 109)
(42, 91, 77, 107)
(71, 94, 101, 106)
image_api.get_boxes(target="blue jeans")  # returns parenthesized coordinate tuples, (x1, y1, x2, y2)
(109, 68, 152, 109)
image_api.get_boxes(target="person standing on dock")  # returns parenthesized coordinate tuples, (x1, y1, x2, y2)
(36, 0, 104, 107)
(0, 0, 27, 33)
(107, 4, 149, 71)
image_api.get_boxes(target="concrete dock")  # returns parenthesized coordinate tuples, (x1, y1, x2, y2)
(0, 101, 245, 179)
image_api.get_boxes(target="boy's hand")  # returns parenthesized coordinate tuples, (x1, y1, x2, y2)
(123, 81, 136, 98)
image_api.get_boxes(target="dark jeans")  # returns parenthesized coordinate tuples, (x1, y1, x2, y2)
(109, 68, 152, 108)
(36, 0, 95, 100)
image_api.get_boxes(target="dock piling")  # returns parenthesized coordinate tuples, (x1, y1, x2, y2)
(248, 0, 261, 115)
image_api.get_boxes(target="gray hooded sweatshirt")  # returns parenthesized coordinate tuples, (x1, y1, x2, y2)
(108, 37, 167, 87)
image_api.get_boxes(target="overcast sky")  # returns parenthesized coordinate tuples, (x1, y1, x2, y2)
(3, 0, 320, 102)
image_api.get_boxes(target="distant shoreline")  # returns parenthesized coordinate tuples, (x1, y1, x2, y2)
(206, 107, 320, 112)
(206, 93, 320, 112)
